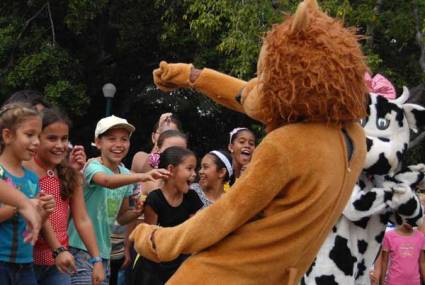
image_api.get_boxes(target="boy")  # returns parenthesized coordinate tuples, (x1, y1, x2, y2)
(67, 115, 168, 284)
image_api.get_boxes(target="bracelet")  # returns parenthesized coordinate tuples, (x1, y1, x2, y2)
(88, 256, 102, 265)
(52, 246, 68, 259)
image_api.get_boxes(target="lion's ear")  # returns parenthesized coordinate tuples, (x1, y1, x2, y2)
(290, 0, 320, 34)
(305, 0, 319, 11)
(290, 2, 309, 33)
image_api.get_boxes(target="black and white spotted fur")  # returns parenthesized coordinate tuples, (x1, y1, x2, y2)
(302, 88, 425, 285)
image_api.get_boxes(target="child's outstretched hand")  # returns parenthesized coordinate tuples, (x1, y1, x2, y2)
(69, 145, 87, 171)
(141, 169, 170, 182)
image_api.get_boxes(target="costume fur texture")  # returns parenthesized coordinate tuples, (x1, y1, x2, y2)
(130, 0, 368, 283)
(302, 89, 425, 285)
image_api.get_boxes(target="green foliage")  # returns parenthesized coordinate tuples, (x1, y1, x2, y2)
(44, 81, 88, 116)
(65, 0, 108, 33)
(2, 0, 425, 161)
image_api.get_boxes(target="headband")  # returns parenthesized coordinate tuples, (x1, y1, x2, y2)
(210, 150, 233, 178)
(229, 127, 248, 144)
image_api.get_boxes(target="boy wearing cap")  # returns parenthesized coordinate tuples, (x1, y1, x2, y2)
(67, 115, 169, 284)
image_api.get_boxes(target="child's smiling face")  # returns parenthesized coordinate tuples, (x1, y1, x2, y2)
(96, 128, 130, 165)
(199, 154, 224, 191)
(173, 154, 197, 193)
(229, 130, 256, 167)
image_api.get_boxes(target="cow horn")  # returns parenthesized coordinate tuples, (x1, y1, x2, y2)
(391, 86, 410, 105)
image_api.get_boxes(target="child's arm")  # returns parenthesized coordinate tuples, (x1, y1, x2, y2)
(41, 220, 76, 274)
(0, 206, 17, 222)
(70, 184, 105, 285)
(91, 169, 169, 189)
(131, 152, 149, 174)
(0, 180, 42, 244)
(143, 205, 158, 225)
(116, 197, 143, 226)
(420, 250, 425, 283)
(370, 249, 382, 285)
(380, 250, 389, 285)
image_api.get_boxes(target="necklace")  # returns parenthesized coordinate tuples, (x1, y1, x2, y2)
(34, 156, 56, 178)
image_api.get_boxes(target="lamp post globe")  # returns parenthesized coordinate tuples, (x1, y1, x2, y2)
(102, 83, 116, 116)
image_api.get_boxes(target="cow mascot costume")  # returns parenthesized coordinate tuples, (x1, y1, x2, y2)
(130, 0, 368, 284)
(303, 82, 425, 285)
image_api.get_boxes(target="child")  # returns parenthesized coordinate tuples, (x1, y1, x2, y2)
(131, 113, 182, 174)
(380, 223, 425, 285)
(23, 108, 104, 285)
(67, 115, 168, 284)
(227, 127, 256, 185)
(192, 150, 232, 207)
(139, 146, 203, 284)
(139, 129, 187, 194)
(0, 103, 55, 285)
(128, 130, 188, 284)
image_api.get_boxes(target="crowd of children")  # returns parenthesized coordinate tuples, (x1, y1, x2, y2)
(0, 90, 257, 285)
(4, 89, 425, 285)
(3, 89, 425, 285)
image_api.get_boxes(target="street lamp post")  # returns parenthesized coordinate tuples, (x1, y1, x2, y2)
(102, 83, 116, 116)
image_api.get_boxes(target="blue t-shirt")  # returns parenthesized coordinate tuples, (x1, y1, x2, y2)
(68, 159, 133, 259)
(0, 167, 39, 263)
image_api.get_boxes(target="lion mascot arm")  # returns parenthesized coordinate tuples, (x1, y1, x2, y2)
(130, 134, 290, 262)
(153, 61, 247, 113)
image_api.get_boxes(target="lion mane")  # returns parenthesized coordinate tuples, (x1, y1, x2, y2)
(259, 1, 368, 130)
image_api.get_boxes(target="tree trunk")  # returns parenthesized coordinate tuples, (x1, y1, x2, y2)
(366, 0, 384, 49)
(414, 0, 425, 72)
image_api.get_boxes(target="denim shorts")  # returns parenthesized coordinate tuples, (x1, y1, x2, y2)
(0, 261, 37, 285)
(34, 264, 71, 285)
(69, 247, 110, 285)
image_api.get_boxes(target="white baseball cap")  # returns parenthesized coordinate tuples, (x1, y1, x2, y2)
(94, 115, 135, 139)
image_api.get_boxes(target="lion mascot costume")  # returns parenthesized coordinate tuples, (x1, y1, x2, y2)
(130, 0, 368, 284)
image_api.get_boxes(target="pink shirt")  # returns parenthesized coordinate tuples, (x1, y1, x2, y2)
(382, 229, 425, 285)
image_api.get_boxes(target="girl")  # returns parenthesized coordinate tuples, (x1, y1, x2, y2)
(131, 113, 182, 174)
(381, 223, 425, 285)
(127, 130, 188, 284)
(227, 127, 256, 185)
(139, 146, 203, 284)
(0, 103, 54, 285)
(23, 108, 104, 285)
(138, 129, 187, 194)
(192, 150, 232, 207)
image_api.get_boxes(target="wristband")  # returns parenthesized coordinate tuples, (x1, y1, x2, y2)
(88, 256, 102, 265)
(52, 246, 68, 259)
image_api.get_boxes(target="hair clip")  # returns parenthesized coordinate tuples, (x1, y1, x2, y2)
(148, 153, 160, 169)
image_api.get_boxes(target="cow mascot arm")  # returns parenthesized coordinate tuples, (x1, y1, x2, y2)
(387, 164, 425, 226)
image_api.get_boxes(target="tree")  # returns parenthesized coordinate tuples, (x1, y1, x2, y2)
(1, 0, 425, 164)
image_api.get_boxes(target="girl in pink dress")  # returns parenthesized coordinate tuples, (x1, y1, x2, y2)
(381, 223, 425, 285)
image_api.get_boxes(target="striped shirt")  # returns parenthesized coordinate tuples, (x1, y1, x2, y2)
(0, 167, 39, 263)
